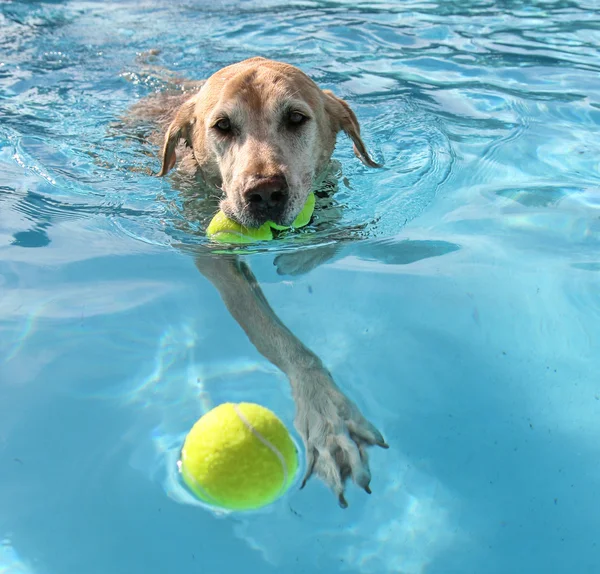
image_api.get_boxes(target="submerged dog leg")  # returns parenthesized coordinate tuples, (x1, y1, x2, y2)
(194, 253, 388, 507)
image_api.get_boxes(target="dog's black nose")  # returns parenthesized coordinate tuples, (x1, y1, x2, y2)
(243, 175, 288, 221)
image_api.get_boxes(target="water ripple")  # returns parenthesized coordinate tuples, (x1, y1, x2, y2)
(1, 0, 598, 254)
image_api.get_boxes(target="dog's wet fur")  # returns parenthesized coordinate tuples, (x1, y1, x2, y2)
(132, 56, 388, 507)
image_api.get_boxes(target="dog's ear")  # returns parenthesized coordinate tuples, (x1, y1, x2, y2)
(323, 90, 381, 168)
(157, 97, 196, 176)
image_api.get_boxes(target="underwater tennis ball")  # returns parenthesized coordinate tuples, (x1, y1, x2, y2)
(206, 192, 315, 244)
(179, 402, 299, 511)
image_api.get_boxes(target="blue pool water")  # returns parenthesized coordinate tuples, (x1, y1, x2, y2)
(1, 0, 600, 572)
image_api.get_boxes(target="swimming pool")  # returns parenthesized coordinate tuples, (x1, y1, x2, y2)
(1, 0, 599, 572)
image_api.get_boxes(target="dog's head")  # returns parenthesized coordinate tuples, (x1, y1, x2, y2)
(158, 57, 380, 228)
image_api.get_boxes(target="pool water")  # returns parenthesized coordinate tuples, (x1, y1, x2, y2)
(1, 0, 600, 572)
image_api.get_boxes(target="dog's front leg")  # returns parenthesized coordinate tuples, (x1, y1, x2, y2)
(194, 253, 388, 507)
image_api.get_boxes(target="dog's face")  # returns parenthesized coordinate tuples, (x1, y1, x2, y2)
(158, 57, 379, 228)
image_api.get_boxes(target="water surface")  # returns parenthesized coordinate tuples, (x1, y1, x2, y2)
(1, 1, 600, 573)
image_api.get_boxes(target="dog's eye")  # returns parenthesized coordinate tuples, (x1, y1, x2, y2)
(214, 118, 231, 133)
(288, 111, 308, 126)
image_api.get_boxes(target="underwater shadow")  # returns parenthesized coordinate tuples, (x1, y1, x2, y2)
(272, 237, 460, 277)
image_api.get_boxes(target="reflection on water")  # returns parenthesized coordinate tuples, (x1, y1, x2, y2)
(0, 540, 35, 574)
(234, 449, 459, 574)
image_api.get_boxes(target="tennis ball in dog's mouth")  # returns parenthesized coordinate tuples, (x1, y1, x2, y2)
(269, 190, 316, 230)
(179, 402, 299, 511)
(205, 211, 274, 243)
(206, 192, 315, 244)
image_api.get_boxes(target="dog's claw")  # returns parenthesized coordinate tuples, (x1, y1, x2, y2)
(300, 449, 316, 489)
(349, 420, 389, 449)
(292, 368, 388, 507)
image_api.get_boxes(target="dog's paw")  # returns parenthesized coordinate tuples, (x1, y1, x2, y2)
(292, 369, 388, 507)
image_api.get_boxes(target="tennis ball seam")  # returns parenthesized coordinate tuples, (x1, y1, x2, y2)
(233, 404, 289, 495)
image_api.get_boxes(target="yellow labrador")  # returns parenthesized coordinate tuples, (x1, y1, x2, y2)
(135, 56, 388, 507)
(157, 56, 380, 227)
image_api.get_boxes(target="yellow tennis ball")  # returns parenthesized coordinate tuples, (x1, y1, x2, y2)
(179, 403, 299, 511)
(206, 192, 315, 244)
(206, 211, 273, 244)
(270, 191, 316, 230)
